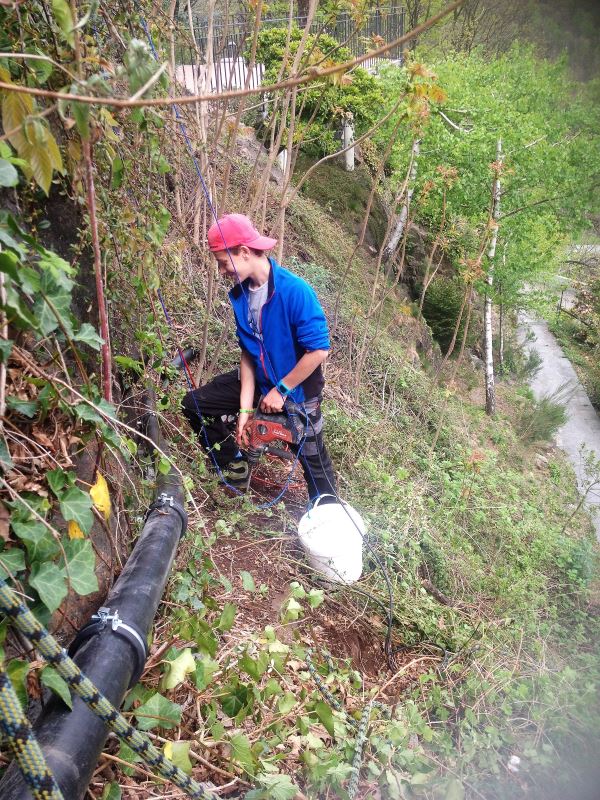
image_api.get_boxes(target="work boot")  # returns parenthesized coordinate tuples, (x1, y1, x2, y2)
(220, 458, 249, 490)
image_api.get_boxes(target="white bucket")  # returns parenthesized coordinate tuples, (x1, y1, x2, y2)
(297, 496, 364, 584)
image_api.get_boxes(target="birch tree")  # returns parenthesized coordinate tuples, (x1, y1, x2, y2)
(382, 138, 420, 267)
(484, 138, 502, 415)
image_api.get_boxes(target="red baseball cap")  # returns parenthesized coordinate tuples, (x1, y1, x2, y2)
(207, 213, 278, 252)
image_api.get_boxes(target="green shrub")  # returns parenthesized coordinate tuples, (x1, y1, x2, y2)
(516, 384, 571, 443)
(421, 276, 472, 353)
(251, 26, 384, 157)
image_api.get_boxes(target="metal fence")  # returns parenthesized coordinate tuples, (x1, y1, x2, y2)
(175, 6, 405, 94)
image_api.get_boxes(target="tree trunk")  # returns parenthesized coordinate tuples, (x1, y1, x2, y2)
(382, 138, 420, 265)
(484, 138, 502, 416)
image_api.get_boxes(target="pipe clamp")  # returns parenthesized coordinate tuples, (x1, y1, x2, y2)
(68, 606, 148, 688)
(145, 492, 188, 536)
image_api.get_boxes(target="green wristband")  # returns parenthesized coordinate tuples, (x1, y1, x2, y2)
(239, 408, 255, 414)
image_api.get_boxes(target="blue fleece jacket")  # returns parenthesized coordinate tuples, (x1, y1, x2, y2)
(228, 259, 330, 402)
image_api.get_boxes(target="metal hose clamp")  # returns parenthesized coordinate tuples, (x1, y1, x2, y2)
(145, 492, 188, 537)
(68, 606, 148, 688)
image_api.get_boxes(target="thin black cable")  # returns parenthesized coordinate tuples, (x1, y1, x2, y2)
(303, 414, 397, 670)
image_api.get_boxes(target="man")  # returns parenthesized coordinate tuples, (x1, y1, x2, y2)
(182, 213, 337, 500)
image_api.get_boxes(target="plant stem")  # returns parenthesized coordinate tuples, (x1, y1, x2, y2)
(82, 139, 113, 403)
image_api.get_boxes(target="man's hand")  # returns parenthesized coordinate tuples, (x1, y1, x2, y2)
(260, 388, 285, 413)
(236, 411, 253, 447)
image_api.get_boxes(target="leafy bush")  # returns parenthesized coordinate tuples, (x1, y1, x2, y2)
(252, 26, 384, 156)
(421, 276, 472, 353)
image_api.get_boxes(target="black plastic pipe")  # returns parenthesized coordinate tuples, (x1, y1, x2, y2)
(0, 388, 187, 799)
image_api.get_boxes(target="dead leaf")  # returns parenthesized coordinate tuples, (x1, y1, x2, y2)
(32, 428, 55, 450)
(26, 668, 42, 701)
(0, 502, 11, 542)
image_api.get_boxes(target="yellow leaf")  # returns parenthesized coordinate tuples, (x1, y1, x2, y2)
(90, 473, 111, 521)
(28, 145, 53, 195)
(2, 91, 34, 154)
(68, 520, 85, 539)
(46, 131, 64, 174)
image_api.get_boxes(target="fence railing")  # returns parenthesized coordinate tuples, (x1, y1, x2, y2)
(175, 6, 405, 95)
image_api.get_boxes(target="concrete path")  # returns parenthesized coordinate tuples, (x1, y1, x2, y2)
(518, 312, 600, 540)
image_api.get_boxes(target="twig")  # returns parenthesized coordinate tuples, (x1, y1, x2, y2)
(0, 1, 465, 108)
(99, 751, 169, 784)
(82, 139, 113, 403)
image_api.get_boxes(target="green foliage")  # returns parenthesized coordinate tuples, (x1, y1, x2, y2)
(421, 275, 470, 352)
(516, 385, 570, 444)
(253, 26, 384, 156)
(380, 45, 600, 302)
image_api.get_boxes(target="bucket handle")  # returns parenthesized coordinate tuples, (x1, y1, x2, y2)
(310, 494, 344, 510)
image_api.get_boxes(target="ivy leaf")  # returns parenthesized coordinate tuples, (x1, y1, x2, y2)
(34, 288, 73, 336)
(307, 588, 325, 608)
(0, 436, 14, 471)
(245, 773, 300, 800)
(29, 561, 68, 612)
(62, 539, 98, 595)
(194, 655, 219, 691)
(51, 0, 75, 47)
(240, 570, 255, 592)
(445, 778, 465, 800)
(101, 783, 122, 800)
(277, 691, 296, 715)
(0, 339, 14, 364)
(116, 742, 141, 775)
(74, 322, 104, 350)
(217, 602, 236, 631)
(59, 486, 93, 534)
(239, 650, 269, 682)
(3, 283, 38, 329)
(46, 468, 68, 496)
(161, 648, 196, 691)
(96, 398, 117, 419)
(40, 665, 72, 708)
(163, 740, 192, 775)
(0, 548, 26, 578)
(0, 252, 20, 282)
(12, 520, 60, 562)
(6, 397, 38, 419)
(26, 50, 54, 85)
(315, 701, 335, 737)
(229, 732, 255, 775)
(220, 683, 251, 718)
(0, 159, 18, 187)
(135, 692, 182, 731)
(7, 659, 28, 709)
(73, 403, 102, 424)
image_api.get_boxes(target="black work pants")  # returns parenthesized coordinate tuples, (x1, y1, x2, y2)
(182, 368, 337, 500)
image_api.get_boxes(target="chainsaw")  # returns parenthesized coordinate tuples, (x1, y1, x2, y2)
(237, 400, 308, 491)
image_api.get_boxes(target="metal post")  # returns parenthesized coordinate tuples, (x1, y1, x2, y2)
(342, 116, 355, 172)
